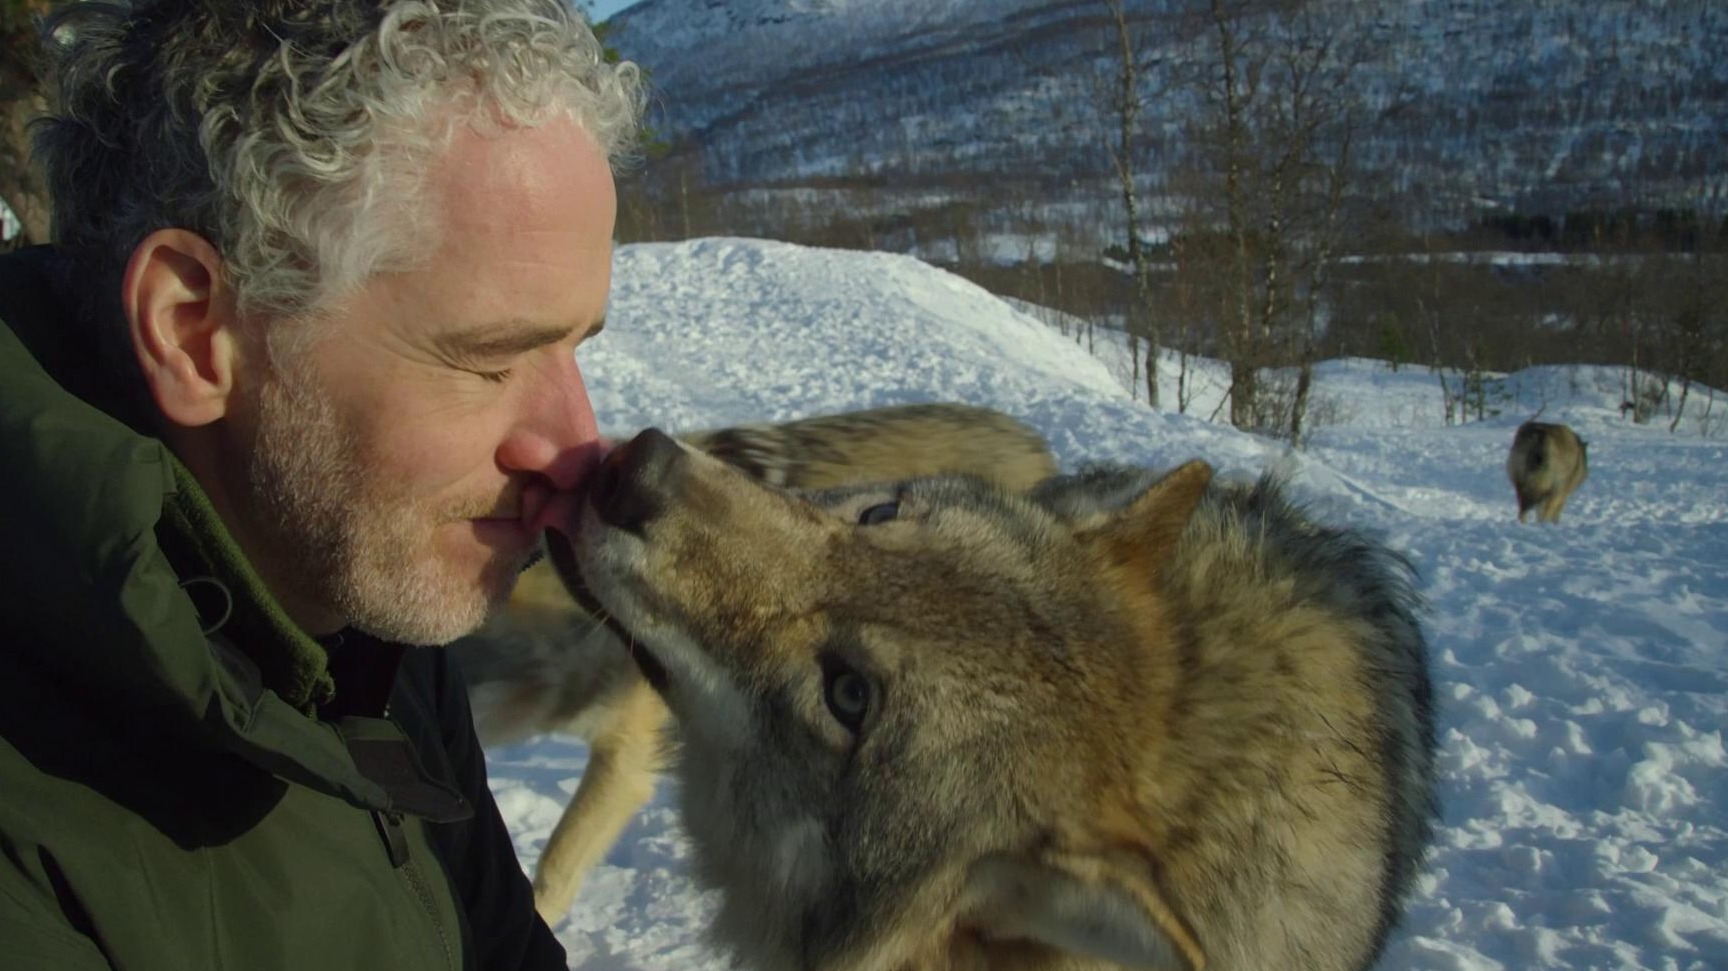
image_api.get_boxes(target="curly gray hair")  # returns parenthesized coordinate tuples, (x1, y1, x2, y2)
(37, 0, 643, 327)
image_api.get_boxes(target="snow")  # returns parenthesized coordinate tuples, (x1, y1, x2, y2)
(483, 237, 1728, 970)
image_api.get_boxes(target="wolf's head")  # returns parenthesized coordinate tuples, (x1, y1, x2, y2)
(561, 429, 1213, 971)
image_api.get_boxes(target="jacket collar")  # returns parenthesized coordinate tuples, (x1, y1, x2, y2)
(157, 456, 337, 712)
(0, 246, 466, 821)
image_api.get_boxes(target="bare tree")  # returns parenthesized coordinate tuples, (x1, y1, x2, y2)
(1171, 0, 1388, 437)
(1280, 27, 1361, 447)
(1096, 0, 1166, 409)
(1, 0, 54, 247)
(1659, 175, 1728, 433)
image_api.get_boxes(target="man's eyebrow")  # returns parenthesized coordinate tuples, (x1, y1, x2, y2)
(433, 318, 600, 359)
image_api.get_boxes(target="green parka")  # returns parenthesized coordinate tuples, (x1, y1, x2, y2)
(0, 247, 566, 970)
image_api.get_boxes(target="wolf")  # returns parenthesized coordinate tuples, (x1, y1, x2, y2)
(558, 428, 1438, 971)
(1506, 420, 1588, 523)
(452, 402, 1059, 923)
(687, 403, 1059, 494)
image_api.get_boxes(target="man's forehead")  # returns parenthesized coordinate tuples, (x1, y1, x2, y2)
(434, 116, 617, 235)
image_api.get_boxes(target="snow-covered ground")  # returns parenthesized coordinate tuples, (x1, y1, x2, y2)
(484, 237, 1728, 971)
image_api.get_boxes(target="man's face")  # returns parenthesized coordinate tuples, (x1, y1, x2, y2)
(240, 115, 615, 645)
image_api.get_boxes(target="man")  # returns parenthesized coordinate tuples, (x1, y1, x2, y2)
(0, 2, 642, 968)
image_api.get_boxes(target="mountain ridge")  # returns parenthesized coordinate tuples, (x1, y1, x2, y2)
(608, 0, 1726, 236)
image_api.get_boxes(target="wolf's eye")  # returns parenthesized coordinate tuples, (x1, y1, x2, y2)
(858, 502, 899, 526)
(823, 667, 873, 731)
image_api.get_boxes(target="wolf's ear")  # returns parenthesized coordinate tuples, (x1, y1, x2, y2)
(1089, 460, 1213, 568)
(959, 853, 1204, 970)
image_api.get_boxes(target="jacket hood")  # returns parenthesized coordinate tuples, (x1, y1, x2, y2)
(0, 247, 462, 819)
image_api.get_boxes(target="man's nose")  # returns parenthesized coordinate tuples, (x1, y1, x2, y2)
(589, 428, 686, 535)
(502, 357, 603, 490)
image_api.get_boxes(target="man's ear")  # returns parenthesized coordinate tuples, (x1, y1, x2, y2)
(123, 229, 247, 428)
(958, 851, 1205, 970)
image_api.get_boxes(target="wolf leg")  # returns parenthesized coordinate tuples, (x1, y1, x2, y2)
(1538, 491, 1565, 523)
(1543, 491, 1571, 523)
(532, 684, 667, 923)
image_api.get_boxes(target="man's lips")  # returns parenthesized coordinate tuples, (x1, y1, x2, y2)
(461, 490, 572, 547)
(462, 439, 618, 541)
(470, 511, 528, 532)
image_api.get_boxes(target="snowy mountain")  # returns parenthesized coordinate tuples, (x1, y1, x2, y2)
(609, 0, 1060, 104)
(608, 0, 1727, 235)
(486, 237, 1728, 970)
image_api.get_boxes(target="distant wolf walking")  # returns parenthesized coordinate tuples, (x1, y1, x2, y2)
(564, 430, 1439, 971)
(452, 402, 1058, 923)
(1506, 420, 1589, 523)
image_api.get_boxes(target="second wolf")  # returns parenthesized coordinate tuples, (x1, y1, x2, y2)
(452, 402, 1058, 922)
(1506, 420, 1589, 523)
(563, 430, 1438, 971)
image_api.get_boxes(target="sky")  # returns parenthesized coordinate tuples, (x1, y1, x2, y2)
(585, 0, 645, 23)
(475, 236, 1728, 970)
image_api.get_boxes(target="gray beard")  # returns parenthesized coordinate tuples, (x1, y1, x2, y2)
(245, 365, 505, 645)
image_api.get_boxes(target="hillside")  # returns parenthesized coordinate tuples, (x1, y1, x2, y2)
(608, 0, 1726, 239)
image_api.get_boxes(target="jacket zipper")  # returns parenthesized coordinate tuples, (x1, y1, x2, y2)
(374, 809, 459, 971)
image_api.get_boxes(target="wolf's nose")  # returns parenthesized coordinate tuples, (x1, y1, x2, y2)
(590, 428, 683, 534)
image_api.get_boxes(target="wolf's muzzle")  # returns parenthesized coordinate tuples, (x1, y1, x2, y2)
(591, 427, 685, 535)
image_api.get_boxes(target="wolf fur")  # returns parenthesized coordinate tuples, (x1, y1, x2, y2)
(684, 402, 1058, 493)
(564, 429, 1438, 971)
(451, 402, 1059, 923)
(1506, 420, 1589, 523)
